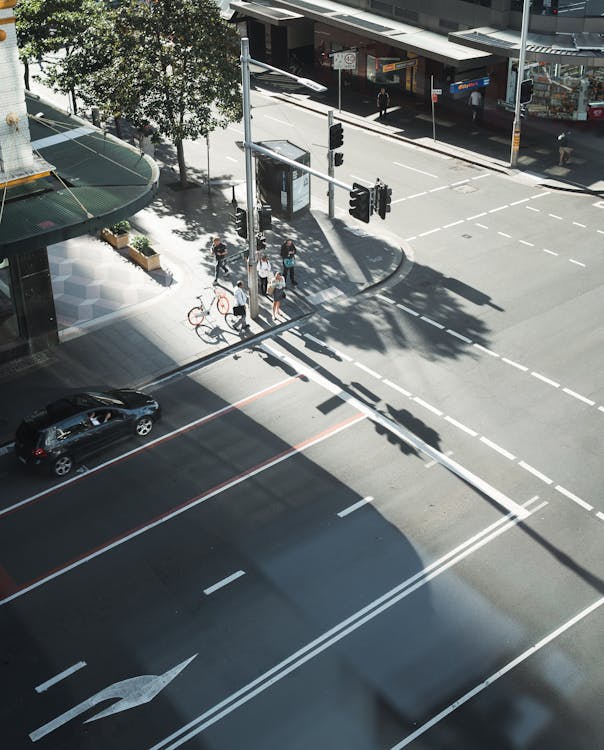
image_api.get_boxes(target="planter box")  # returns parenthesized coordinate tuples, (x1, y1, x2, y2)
(127, 245, 161, 272)
(101, 228, 130, 249)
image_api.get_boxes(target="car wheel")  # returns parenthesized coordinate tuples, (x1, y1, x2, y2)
(53, 455, 73, 477)
(135, 416, 154, 437)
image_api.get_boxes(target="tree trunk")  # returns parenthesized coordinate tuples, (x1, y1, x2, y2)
(176, 139, 187, 189)
(114, 114, 122, 139)
(23, 59, 30, 90)
(70, 88, 78, 115)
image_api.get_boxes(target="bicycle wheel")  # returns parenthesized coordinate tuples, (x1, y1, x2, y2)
(225, 311, 240, 331)
(216, 294, 230, 315)
(187, 306, 205, 327)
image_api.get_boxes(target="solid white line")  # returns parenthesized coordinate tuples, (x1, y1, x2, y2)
(451, 179, 469, 186)
(446, 329, 473, 344)
(35, 662, 87, 693)
(443, 220, 464, 228)
(526, 205, 540, 212)
(549, 213, 562, 220)
(225, 156, 238, 163)
(543, 248, 558, 255)
(382, 379, 412, 398)
(150, 504, 539, 750)
(376, 293, 396, 305)
(531, 371, 560, 388)
(444, 416, 478, 437)
(472, 174, 490, 180)
(572, 222, 586, 228)
(420, 316, 445, 329)
(599, 406, 604, 413)
(203, 571, 245, 595)
(498, 232, 512, 238)
(519, 239, 534, 246)
(569, 259, 586, 268)
(303, 333, 354, 361)
(531, 191, 550, 198)
(479, 437, 515, 461)
(502, 357, 528, 372)
(418, 227, 441, 237)
(489, 205, 508, 213)
(262, 115, 293, 127)
(475, 223, 489, 229)
(598, 229, 604, 235)
(510, 198, 530, 205)
(354, 361, 382, 379)
(397, 303, 419, 316)
(404, 236, 417, 241)
(390, 596, 604, 749)
(408, 192, 427, 199)
(555, 485, 593, 511)
(466, 212, 486, 220)
(474, 344, 499, 357)
(392, 197, 407, 205)
(413, 398, 443, 416)
(393, 162, 437, 178)
(597, 512, 604, 522)
(562, 388, 595, 406)
(519, 461, 553, 485)
(429, 185, 448, 193)
(337, 496, 374, 517)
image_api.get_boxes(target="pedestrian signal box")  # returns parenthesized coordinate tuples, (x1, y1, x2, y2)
(329, 123, 344, 150)
(349, 183, 371, 223)
(520, 79, 534, 104)
(235, 207, 247, 239)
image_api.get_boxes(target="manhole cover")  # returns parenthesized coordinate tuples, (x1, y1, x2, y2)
(462, 234, 472, 239)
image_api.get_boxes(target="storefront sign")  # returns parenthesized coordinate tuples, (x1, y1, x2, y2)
(381, 59, 417, 73)
(449, 76, 490, 95)
(332, 50, 357, 70)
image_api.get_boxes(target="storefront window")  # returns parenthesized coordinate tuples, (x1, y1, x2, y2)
(0, 258, 20, 353)
(366, 55, 403, 85)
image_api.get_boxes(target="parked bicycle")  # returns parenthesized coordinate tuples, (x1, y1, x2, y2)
(187, 287, 230, 327)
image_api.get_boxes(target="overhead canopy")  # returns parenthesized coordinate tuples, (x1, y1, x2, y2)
(0, 94, 159, 257)
(231, 0, 498, 66)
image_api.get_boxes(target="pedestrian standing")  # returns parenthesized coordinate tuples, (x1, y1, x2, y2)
(257, 253, 272, 295)
(377, 87, 390, 119)
(280, 238, 297, 286)
(558, 130, 573, 166)
(210, 237, 229, 284)
(271, 271, 286, 320)
(469, 89, 483, 122)
(232, 280, 249, 330)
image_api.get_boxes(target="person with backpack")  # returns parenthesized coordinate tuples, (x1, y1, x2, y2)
(558, 130, 573, 166)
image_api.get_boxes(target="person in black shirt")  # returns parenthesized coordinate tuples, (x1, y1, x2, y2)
(280, 238, 297, 286)
(209, 237, 229, 284)
(377, 88, 390, 119)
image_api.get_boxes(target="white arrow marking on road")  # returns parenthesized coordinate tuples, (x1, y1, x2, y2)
(30, 655, 197, 742)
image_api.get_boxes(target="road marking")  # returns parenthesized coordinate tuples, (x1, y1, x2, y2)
(420, 315, 445, 329)
(354, 361, 382, 379)
(488, 205, 508, 213)
(377, 293, 396, 305)
(573, 222, 586, 228)
(519, 239, 534, 246)
(149, 502, 541, 750)
(475, 223, 489, 229)
(407, 192, 428, 199)
(472, 174, 490, 180)
(531, 191, 550, 198)
(510, 198, 530, 205)
(397, 303, 419, 316)
(501, 357, 528, 372)
(382, 379, 412, 398)
(418, 227, 441, 237)
(389, 596, 604, 749)
(474, 344, 500, 357)
(555, 485, 593, 512)
(262, 115, 293, 127)
(451, 179, 469, 186)
(531, 371, 560, 388)
(1, 413, 365, 607)
(444, 416, 478, 437)
(479, 436, 515, 461)
(203, 571, 245, 595)
(526, 205, 540, 212)
(569, 259, 586, 268)
(548, 213, 562, 220)
(303, 333, 353, 361)
(393, 162, 437, 178)
(413, 397, 443, 416)
(337, 496, 374, 517)
(443, 220, 464, 228)
(498, 231, 512, 238)
(0, 377, 300, 521)
(31, 655, 197, 742)
(466, 212, 486, 220)
(425, 450, 452, 469)
(543, 248, 558, 255)
(446, 329, 472, 344)
(562, 388, 595, 406)
(35, 662, 87, 693)
(429, 185, 448, 193)
(263, 344, 529, 520)
(519, 461, 553, 485)
(597, 511, 604, 522)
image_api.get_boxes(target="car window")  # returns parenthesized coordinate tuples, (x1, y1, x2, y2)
(53, 416, 91, 441)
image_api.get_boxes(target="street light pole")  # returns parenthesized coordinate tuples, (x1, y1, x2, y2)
(240, 37, 259, 318)
(510, 0, 531, 168)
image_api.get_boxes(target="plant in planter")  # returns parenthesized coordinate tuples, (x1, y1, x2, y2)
(128, 234, 161, 271)
(101, 219, 131, 249)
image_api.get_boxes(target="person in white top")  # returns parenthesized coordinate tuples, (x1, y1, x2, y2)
(233, 280, 249, 330)
(469, 89, 483, 122)
(257, 254, 272, 295)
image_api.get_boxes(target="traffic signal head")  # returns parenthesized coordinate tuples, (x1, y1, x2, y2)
(256, 233, 266, 251)
(520, 78, 534, 104)
(334, 152, 344, 167)
(329, 122, 344, 150)
(376, 183, 392, 220)
(235, 207, 247, 239)
(349, 182, 371, 223)
(258, 205, 272, 231)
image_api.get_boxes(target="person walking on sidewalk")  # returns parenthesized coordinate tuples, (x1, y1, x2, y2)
(280, 238, 297, 286)
(558, 129, 573, 166)
(469, 89, 483, 122)
(258, 253, 272, 295)
(210, 236, 229, 284)
(271, 271, 286, 320)
(377, 87, 390, 119)
(232, 280, 249, 330)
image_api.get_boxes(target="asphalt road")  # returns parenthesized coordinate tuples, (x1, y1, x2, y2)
(2, 89, 603, 749)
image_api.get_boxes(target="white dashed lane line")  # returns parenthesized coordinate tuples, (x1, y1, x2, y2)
(203, 570, 246, 595)
(301, 330, 598, 521)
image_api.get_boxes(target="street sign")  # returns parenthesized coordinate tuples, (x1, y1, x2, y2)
(332, 50, 357, 70)
(381, 59, 417, 73)
(431, 93, 438, 103)
(432, 88, 442, 95)
(449, 76, 490, 95)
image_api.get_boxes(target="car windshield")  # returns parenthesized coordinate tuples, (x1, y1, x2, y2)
(74, 392, 126, 408)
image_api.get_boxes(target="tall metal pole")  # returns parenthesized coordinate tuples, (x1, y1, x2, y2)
(431, 74, 436, 142)
(240, 38, 259, 318)
(338, 69, 342, 113)
(206, 133, 211, 196)
(510, 0, 531, 168)
(328, 110, 335, 219)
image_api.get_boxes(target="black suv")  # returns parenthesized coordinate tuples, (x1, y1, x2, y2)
(15, 390, 161, 477)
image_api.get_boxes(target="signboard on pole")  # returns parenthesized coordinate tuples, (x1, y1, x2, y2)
(449, 76, 490, 95)
(332, 50, 357, 70)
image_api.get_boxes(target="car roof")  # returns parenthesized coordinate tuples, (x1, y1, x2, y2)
(24, 393, 105, 430)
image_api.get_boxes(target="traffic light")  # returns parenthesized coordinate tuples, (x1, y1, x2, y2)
(349, 182, 371, 223)
(258, 205, 272, 231)
(334, 152, 344, 167)
(519, 78, 534, 104)
(256, 233, 266, 252)
(235, 207, 247, 239)
(376, 183, 392, 220)
(329, 122, 344, 150)
(520, 104, 528, 119)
